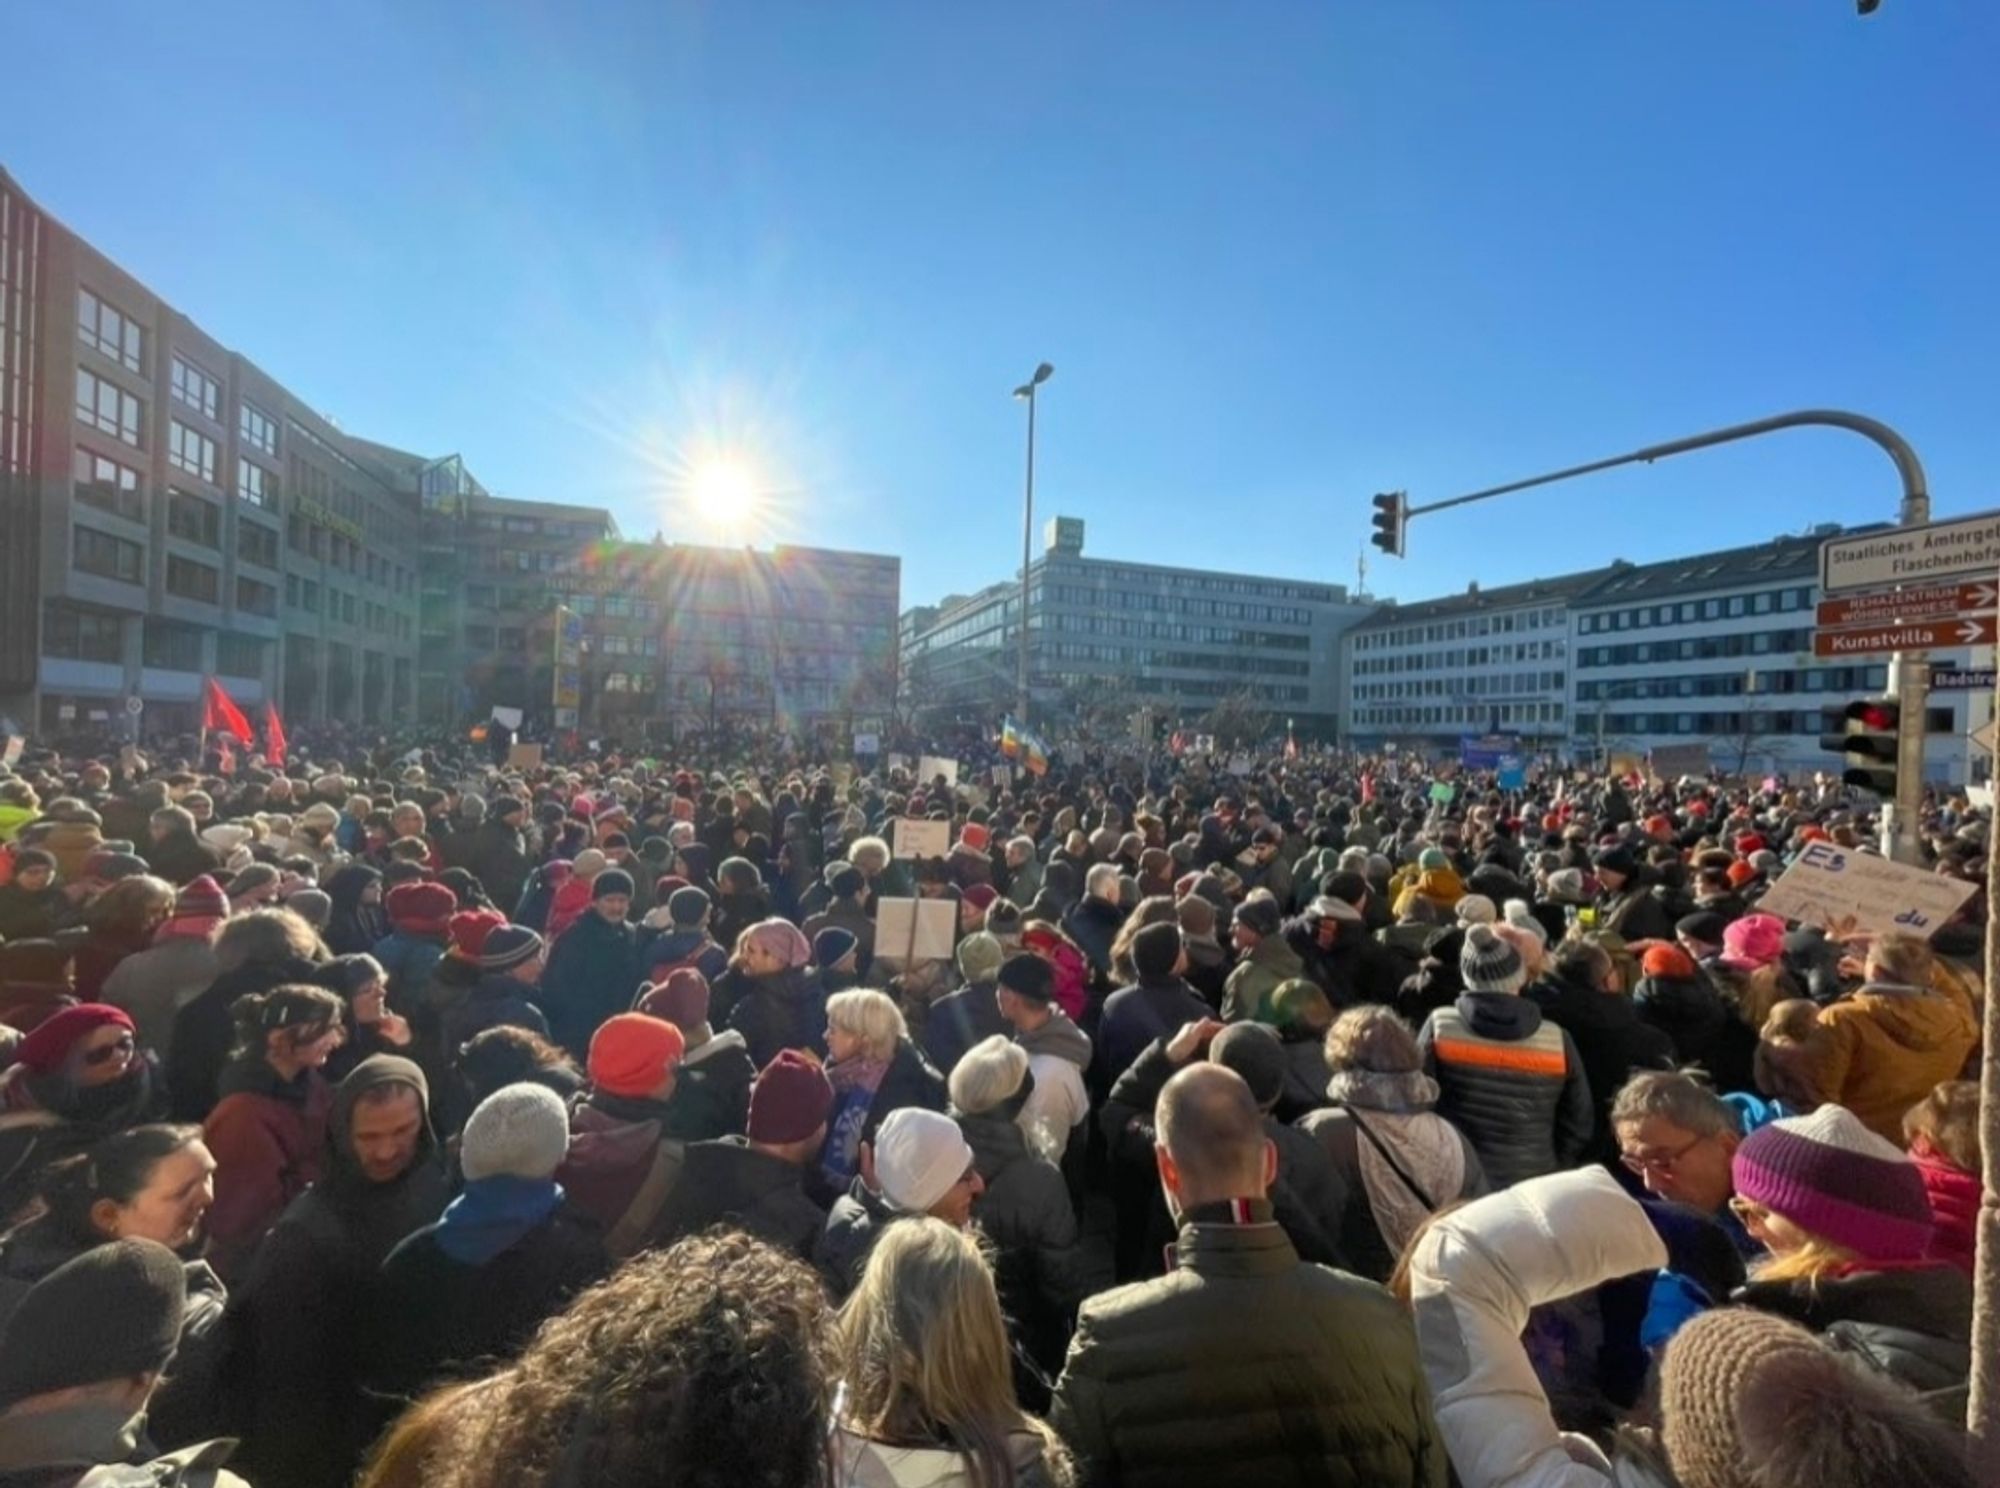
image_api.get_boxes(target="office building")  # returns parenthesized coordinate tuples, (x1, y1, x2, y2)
(900, 516, 1374, 735)
(0, 165, 422, 732)
(1343, 569, 1611, 752)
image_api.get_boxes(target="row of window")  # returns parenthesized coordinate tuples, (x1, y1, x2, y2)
(1042, 584, 1314, 626)
(43, 600, 274, 672)
(1577, 665, 1890, 702)
(1578, 587, 1812, 632)
(1355, 701, 1568, 728)
(1589, 708, 1954, 737)
(1576, 629, 1815, 667)
(1353, 638, 1565, 676)
(1353, 605, 1567, 651)
(1043, 562, 1338, 606)
(1355, 670, 1565, 701)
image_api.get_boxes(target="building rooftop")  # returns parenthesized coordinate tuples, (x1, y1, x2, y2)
(1570, 523, 1891, 607)
(1351, 566, 1614, 630)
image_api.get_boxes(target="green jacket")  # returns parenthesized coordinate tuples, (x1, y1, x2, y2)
(1049, 1200, 1448, 1488)
(1221, 936, 1305, 1024)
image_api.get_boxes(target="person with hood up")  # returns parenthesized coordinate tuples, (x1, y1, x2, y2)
(1220, 891, 1305, 1024)
(634, 968, 755, 1139)
(995, 953, 1092, 1164)
(372, 1083, 606, 1397)
(538, 868, 644, 1059)
(556, 1013, 688, 1258)
(222, 1053, 451, 1488)
(198, 984, 345, 1281)
(0, 1238, 255, 1488)
(815, 1106, 984, 1298)
(0, 849, 64, 943)
(1391, 845, 1466, 920)
(98, 875, 225, 1065)
(639, 884, 732, 985)
(1097, 920, 1212, 1086)
(0, 1004, 166, 1228)
(370, 880, 455, 1019)
(322, 863, 387, 958)
(647, 1048, 834, 1259)
(1418, 923, 1594, 1188)
(720, 917, 825, 1068)
(1801, 931, 1977, 1144)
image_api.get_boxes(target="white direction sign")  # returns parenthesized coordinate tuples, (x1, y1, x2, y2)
(1821, 510, 2000, 595)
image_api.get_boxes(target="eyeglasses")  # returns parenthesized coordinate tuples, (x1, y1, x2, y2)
(82, 1034, 137, 1067)
(1618, 1132, 1705, 1175)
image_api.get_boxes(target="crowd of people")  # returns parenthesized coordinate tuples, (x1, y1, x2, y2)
(0, 725, 1988, 1487)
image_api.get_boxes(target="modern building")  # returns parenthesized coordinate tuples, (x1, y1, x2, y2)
(1343, 569, 1612, 753)
(900, 516, 1375, 737)
(0, 165, 423, 733)
(1568, 526, 1984, 782)
(538, 540, 901, 741)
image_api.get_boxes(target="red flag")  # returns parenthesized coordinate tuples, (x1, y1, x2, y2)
(264, 701, 287, 767)
(1361, 773, 1377, 805)
(202, 677, 253, 744)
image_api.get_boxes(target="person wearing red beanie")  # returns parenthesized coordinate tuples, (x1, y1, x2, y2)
(0, 1004, 160, 1221)
(375, 881, 456, 1016)
(633, 970, 757, 1142)
(588, 1013, 685, 1101)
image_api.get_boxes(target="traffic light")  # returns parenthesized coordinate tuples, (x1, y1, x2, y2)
(1820, 698, 1900, 794)
(1370, 491, 1408, 558)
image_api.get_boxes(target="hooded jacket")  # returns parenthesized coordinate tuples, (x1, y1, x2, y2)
(1391, 865, 1466, 919)
(222, 1055, 451, 1488)
(322, 865, 387, 958)
(664, 1028, 756, 1141)
(1220, 934, 1306, 1024)
(459, 817, 533, 917)
(1806, 982, 1978, 1143)
(558, 1088, 686, 1257)
(1016, 1010, 1092, 1162)
(437, 969, 550, 1059)
(1418, 992, 1594, 1189)
(0, 1401, 249, 1488)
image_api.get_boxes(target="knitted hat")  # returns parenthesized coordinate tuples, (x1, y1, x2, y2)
(1726, 860, 1760, 889)
(1233, 893, 1282, 938)
(1501, 899, 1548, 948)
(741, 918, 811, 971)
(1131, 921, 1182, 980)
(1593, 844, 1638, 878)
(1454, 893, 1497, 926)
(666, 885, 711, 927)
(448, 908, 508, 961)
(813, 926, 859, 970)
(1459, 923, 1527, 995)
(299, 802, 341, 832)
(996, 951, 1054, 1004)
(747, 1050, 835, 1144)
(324, 953, 386, 999)
(284, 887, 331, 928)
(387, 881, 455, 936)
(479, 925, 544, 973)
(1418, 847, 1449, 872)
(1677, 910, 1728, 947)
(1270, 977, 1333, 1031)
(1659, 1306, 1973, 1488)
(1734, 832, 1769, 856)
(1641, 942, 1698, 980)
(1543, 868, 1588, 904)
(1722, 912, 1785, 968)
(827, 863, 865, 899)
(874, 1107, 975, 1214)
(635, 968, 709, 1032)
(158, 875, 230, 941)
(1210, 1022, 1287, 1110)
(956, 931, 1004, 983)
(984, 898, 1025, 940)
(224, 863, 281, 901)
(0, 1238, 186, 1409)
(592, 868, 635, 901)
(587, 1013, 686, 1099)
(571, 848, 608, 879)
(1732, 1105, 1932, 1261)
(13, 1005, 134, 1076)
(947, 1035, 1029, 1116)
(461, 1082, 571, 1182)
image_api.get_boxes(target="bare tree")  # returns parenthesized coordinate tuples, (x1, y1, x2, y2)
(1199, 687, 1274, 751)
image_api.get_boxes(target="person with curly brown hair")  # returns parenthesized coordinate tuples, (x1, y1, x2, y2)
(357, 1230, 839, 1488)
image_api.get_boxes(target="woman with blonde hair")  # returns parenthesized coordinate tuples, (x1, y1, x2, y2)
(836, 1218, 1072, 1488)
(818, 989, 946, 1200)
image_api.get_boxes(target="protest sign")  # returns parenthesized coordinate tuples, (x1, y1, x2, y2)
(876, 898, 957, 964)
(886, 752, 911, 775)
(917, 755, 959, 787)
(1756, 840, 1977, 942)
(1649, 742, 1711, 781)
(1, 737, 21, 767)
(891, 817, 951, 861)
(490, 706, 524, 731)
(1428, 781, 1456, 804)
(506, 742, 544, 769)
(991, 763, 1013, 788)
(1496, 757, 1527, 791)
(853, 732, 880, 756)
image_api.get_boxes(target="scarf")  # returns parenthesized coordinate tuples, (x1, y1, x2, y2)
(818, 1054, 890, 1193)
(434, 1175, 565, 1265)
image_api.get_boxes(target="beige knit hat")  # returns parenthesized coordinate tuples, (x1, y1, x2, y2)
(1660, 1307, 1972, 1488)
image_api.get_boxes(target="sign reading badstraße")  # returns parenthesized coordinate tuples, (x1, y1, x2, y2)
(1756, 841, 1977, 941)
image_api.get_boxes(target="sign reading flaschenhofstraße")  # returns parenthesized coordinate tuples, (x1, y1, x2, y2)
(1820, 511, 2000, 595)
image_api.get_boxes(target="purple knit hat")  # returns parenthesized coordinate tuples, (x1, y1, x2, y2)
(1732, 1105, 1932, 1262)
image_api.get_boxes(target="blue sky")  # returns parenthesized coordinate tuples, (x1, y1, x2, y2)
(9, 2, 1996, 609)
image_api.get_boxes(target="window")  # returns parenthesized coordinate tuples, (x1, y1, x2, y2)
(240, 402, 279, 456)
(301, 580, 320, 613)
(165, 555, 220, 604)
(239, 521, 278, 569)
(76, 368, 142, 446)
(169, 421, 217, 482)
(73, 524, 143, 583)
(43, 601, 123, 662)
(218, 633, 266, 675)
(72, 447, 143, 521)
(170, 355, 219, 420)
(235, 576, 277, 618)
(167, 488, 220, 547)
(237, 458, 277, 509)
(143, 620, 205, 670)
(77, 288, 144, 372)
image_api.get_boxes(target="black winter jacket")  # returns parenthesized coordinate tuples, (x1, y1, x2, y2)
(1525, 973, 1676, 1161)
(647, 1136, 825, 1260)
(1417, 992, 1594, 1189)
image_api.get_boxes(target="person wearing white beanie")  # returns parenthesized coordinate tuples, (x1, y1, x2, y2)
(815, 1107, 984, 1297)
(371, 1083, 606, 1395)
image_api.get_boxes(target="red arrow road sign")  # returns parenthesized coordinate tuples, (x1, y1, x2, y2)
(1813, 614, 1998, 658)
(1816, 580, 1999, 628)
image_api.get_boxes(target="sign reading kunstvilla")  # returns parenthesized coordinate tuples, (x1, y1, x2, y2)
(1756, 840, 1977, 942)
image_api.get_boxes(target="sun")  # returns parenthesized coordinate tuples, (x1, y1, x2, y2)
(688, 457, 764, 543)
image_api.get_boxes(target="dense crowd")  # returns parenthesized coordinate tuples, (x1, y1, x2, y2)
(0, 727, 1988, 1487)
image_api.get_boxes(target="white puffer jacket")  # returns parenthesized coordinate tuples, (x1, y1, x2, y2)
(1410, 1168, 1667, 1488)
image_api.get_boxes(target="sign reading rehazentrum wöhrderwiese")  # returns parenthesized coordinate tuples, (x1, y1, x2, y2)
(1820, 510, 2000, 595)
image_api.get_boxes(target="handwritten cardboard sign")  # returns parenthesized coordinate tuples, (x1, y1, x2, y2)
(891, 817, 951, 861)
(1756, 840, 1978, 941)
(875, 897, 957, 963)
(917, 755, 959, 788)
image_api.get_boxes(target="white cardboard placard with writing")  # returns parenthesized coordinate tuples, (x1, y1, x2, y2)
(875, 897, 957, 964)
(917, 755, 959, 788)
(891, 817, 951, 861)
(1756, 841, 1977, 942)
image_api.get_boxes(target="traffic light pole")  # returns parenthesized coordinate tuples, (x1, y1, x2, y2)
(1394, 408, 1930, 862)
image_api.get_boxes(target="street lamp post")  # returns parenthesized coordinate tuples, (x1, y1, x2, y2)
(1012, 362, 1054, 729)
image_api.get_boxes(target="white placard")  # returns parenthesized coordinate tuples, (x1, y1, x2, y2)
(991, 763, 1013, 787)
(853, 732, 880, 755)
(891, 817, 951, 861)
(886, 752, 911, 774)
(1226, 754, 1253, 777)
(875, 897, 957, 964)
(490, 706, 524, 730)
(917, 755, 959, 787)
(1756, 840, 1978, 942)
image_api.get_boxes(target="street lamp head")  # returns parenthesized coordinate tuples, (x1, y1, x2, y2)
(1013, 362, 1055, 399)
(1012, 384, 1034, 400)
(1033, 362, 1054, 385)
